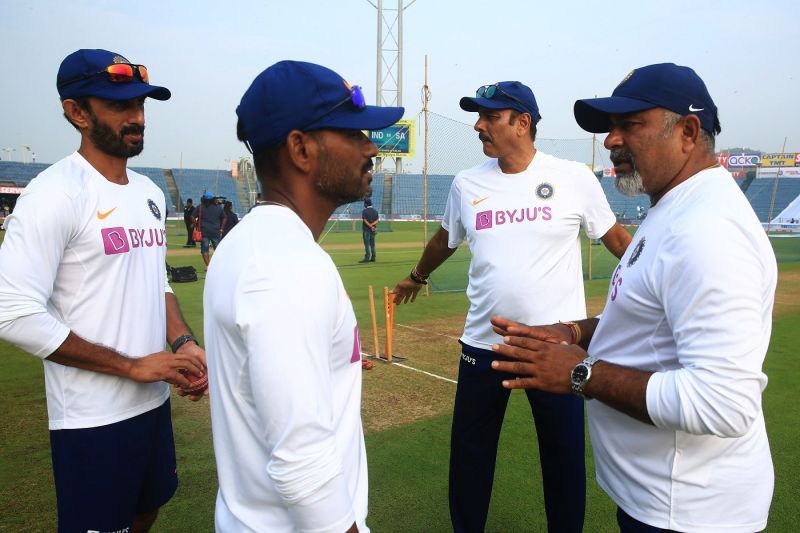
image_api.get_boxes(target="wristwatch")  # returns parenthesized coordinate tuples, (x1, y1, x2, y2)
(570, 357, 596, 399)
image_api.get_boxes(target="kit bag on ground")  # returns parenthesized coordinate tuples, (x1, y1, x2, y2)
(166, 263, 198, 283)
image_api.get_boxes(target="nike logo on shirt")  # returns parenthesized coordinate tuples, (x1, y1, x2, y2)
(97, 207, 117, 220)
(472, 196, 490, 206)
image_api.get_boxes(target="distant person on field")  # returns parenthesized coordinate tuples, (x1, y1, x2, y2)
(0, 48, 206, 533)
(492, 63, 776, 532)
(194, 190, 224, 267)
(183, 198, 196, 247)
(359, 197, 379, 262)
(204, 60, 403, 532)
(392, 80, 631, 532)
(221, 201, 239, 238)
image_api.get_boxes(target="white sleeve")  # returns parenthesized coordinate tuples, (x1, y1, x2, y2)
(578, 167, 616, 239)
(645, 221, 771, 437)
(442, 176, 465, 248)
(235, 259, 356, 533)
(0, 186, 73, 357)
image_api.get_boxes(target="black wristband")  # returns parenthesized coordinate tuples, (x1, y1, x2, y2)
(170, 334, 198, 353)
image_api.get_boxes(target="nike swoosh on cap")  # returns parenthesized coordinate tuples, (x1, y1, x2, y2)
(688, 104, 704, 112)
(471, 196, 490, 206)
(97, 207, 117, 219)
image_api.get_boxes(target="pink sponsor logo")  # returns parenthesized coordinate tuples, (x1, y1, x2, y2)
(102, 227, 167, 255)
(475, 207, 552, 231)
(475, 210, 493, 230)
(351, 325, 362, 363)
(101, 227, 130, 255)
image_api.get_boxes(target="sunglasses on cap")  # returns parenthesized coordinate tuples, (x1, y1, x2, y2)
(57, 63, 149, 89)
(302, 83, 366, 128)
(476, 84, 530, 113)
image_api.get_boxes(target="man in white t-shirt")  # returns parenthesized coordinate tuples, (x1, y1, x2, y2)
(204, 60, 403, 533)
(392, 81, 631, 532)
(492, 63, 776, 533)
(0, 49, 206, 532)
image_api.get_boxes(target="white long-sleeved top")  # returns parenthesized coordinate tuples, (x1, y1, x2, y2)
(588, 166, 776, 532)
(0, 152, 171, 429)
(204, 205, 368, 533)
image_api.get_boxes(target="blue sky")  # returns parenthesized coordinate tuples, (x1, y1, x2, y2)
(1, 0, 798, 171)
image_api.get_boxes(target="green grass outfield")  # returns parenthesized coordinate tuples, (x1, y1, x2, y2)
(1, 221, 798, 531)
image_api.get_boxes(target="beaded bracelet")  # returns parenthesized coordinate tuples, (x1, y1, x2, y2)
(409, 266, 429, 285)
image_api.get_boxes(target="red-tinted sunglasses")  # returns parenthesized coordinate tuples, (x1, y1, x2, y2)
(58, 63, 150, 89)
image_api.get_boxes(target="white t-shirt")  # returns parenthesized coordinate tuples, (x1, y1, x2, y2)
(587, 167, 776, 532)
(204, 205, 368, 533)
(0, 152, 171, 430)
(443, 152, 616, 347)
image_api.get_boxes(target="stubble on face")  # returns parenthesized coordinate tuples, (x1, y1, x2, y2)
(312, 131, 374, 207)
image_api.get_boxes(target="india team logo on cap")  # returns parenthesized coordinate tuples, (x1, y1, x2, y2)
(535, 182, 554, 200)
(627, 237, 646, 267)
(112, 55, 129, 64)
(147, 199, 161, 220)
(617, 69, 635, 88)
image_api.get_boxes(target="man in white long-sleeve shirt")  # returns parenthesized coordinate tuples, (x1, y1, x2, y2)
(491, 63, 776, 533)
(0, 49, 206, 532)
(204, 60, 403, 533)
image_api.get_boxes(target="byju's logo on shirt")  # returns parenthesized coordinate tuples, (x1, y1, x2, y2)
(101, 227, 167, 255)
(475, 206, 552, 231)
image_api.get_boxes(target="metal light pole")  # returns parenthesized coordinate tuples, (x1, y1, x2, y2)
(366, 0, 415, 174)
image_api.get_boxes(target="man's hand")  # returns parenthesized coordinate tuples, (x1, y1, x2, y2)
(128, 348, 206, 390)
(491, 331, 586, 393)
(490, 316, 573, 344)
(173, 341, 208, 401)
(392, 277, 424, 305)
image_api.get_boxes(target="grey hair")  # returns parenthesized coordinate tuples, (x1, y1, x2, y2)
(662, 110, 716, 154)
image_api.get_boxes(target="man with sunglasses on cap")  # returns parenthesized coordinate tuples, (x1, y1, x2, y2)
(491, 64, 776, 532)
(204, 60, 403, 532)
(0, 49, 206, 532)
(392, 81, 631, 532)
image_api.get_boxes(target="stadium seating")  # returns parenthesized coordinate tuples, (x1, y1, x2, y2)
(172, 168, 243, 214)
(4, 161, 799, 226)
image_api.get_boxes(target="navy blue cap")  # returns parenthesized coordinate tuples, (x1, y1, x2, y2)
(57, 49, 170, 101)
(459, 81, 542, 123)
(574, 63, 717, 134)
(237, 60, 405, 153)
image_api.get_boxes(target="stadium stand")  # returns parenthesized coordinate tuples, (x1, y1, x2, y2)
(172, 168, 243, 215)
(0, 162, 50, 185)
(745, 178, 800, 222)
(3, 161, 799, 226)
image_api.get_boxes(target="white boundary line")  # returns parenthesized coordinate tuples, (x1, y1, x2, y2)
(390, 361, 458, 384)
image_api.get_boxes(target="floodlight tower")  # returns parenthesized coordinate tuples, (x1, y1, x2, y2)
(367, 0, 415, 174)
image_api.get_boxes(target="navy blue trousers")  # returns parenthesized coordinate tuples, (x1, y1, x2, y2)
(450, 342, 586, 532)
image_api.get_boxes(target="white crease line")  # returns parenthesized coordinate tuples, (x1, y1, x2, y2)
(395, 322, 461, 340)
(361, 351, 457, 384)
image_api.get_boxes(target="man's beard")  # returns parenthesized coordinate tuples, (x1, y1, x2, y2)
(89, 114, 144, 159)
(314, 146, 373, 207)
(610, 148, 645, 197)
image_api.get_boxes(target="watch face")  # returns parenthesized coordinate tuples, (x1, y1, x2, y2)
(572, 365, 589, 382)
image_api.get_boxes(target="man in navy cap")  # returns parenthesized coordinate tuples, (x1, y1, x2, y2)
(359, 197, 379, 262)
(492, 63, 776, 532)
(0, 49, 206, 532)
(392, 80, 631, 532)
(204, 60, 403, 532)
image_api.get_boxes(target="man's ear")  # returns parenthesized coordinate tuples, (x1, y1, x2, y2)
(680, 114, 702, 154)
(284, 130, 319, 174)
(516, 112, 532, 138)
(62, 99, 90, 130)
